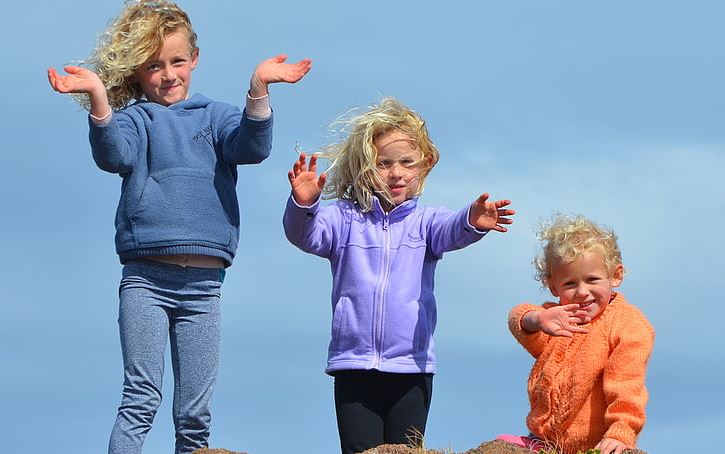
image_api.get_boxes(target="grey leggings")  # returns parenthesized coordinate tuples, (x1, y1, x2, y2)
(108, 260, 224, 454)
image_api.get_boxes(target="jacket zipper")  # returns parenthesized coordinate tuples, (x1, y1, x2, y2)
(373, 213, 391, 369)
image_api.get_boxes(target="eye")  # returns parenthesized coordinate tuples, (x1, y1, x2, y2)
(400, 158, 417, 168)
(376, 160, 392, 170)
(146, 63, 161, 72)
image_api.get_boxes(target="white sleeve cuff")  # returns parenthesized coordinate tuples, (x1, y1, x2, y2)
(245, 92, 272, 120)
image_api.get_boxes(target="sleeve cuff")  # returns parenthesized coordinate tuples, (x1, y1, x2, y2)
(89, 111, 112, 125)
(465, 205, 490, 235)
(245, 92, 272, 120)
(290, 193, 321, 210)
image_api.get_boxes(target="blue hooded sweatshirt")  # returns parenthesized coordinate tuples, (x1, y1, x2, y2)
(89, 94, 273, 265)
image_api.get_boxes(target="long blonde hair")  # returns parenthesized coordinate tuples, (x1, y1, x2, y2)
(76, 0, 197, 110)
(319, 98, 440, 212)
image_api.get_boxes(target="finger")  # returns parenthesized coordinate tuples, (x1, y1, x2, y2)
(309, 154, 318, 174)
(295, 59, 312, 69)
(293, 155, 305, 174)
(494, 199, 512, 208)
(318, 172, 328, 189)
(567, 325, 589, 334)
(47, 68, 58, 89)
(273, 54, 288, 63)
(287, 170, 295, 184)
(63, 65, 82, 75)
(475, 192, 490, 205)
(297, 152, 308, 171)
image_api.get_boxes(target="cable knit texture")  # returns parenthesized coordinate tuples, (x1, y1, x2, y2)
(508, 293, 654, 454)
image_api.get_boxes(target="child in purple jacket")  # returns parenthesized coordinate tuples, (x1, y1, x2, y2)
(283, 97, 515, 454)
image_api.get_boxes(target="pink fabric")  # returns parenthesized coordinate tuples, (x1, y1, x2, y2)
(495, 434, 545, 451)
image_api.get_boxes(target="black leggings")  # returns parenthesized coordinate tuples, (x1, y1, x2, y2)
(333, 370, 433, 454)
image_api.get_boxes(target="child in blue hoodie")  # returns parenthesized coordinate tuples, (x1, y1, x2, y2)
(283, 97, 515, 454)
(48, 1, 310, 453)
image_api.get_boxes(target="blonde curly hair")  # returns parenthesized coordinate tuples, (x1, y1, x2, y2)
(76, 0, 197, 110)
(534, 214, 625, 287)
(319, 98, 440, 212)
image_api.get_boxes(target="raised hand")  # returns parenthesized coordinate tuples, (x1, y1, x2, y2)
(288, 153, 327, 206)
(48, 66, 111, 120)
(47, 66, 104, 96)
(468, 193, 515, 232)
(250, 54, 312, 97)
(538, 303, 590, 337)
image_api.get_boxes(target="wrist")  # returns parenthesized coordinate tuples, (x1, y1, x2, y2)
(249, 74, 269, 98)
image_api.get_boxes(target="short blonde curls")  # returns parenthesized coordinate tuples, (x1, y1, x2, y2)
(76, 0, 197, 110)
(319, 98, 440, 212)
(534, 214, 625, 287)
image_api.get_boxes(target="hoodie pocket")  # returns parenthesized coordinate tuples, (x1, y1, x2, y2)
(330, 296, 369, 356)
(130, 168, 233, 247)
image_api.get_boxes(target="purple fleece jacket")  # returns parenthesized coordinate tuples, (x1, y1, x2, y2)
(283, 195, 487, 374)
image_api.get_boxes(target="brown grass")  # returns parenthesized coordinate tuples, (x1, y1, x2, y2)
(192, 439, 649, 454)
(360, 440, 648, 454)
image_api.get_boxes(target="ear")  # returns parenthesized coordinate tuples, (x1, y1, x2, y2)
(611, 264, 624, 288)
(548, 283, 559, 297)
(190, 47, 199, 70)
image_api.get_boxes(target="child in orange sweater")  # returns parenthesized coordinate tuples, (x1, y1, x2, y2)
(498, 214, 654, 454)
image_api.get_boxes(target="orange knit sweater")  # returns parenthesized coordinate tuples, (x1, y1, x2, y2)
(508, 293, 654, 454)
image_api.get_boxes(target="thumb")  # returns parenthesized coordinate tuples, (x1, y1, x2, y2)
(476, 192, 490, 205)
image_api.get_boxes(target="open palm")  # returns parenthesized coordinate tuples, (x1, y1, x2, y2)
(47, 66, 103, 95)
(288, 153, 327, 206)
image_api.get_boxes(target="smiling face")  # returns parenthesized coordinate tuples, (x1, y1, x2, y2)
(548, 251, 624, 320)
(133, 30, 198, 106)
(373, 130, 425, 210)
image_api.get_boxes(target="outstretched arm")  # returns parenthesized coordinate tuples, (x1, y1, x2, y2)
(521, 303, 590, 337)
(468, 193, 515, 232)
(249, 54, 312, 98)
(288, 153, 327, 206)
(47, 66, 111, 121)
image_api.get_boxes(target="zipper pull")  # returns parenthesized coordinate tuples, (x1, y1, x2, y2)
(383, 215, 389, 230)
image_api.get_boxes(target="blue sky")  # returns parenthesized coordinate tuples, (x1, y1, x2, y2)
(2, 1, 724, 452)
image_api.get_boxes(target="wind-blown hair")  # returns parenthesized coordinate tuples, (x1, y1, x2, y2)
(319, 98, 439, 212)
(75, 0, 197, 110)
(534, 214, 624, 287)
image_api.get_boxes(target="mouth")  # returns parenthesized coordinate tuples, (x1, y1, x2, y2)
(389, 187, 407, 197)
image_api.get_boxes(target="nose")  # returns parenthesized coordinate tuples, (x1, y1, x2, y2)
(161, 66, 176, 82)
(574, 284, 589, 298)
(389, 164, 403, 177)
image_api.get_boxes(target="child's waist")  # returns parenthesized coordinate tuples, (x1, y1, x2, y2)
(146, 254, 225, 269)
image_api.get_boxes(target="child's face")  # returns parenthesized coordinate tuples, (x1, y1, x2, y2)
(133, 31, 198, 106)
(373, 130, 424, 208)
(548, 251, 623, 320)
